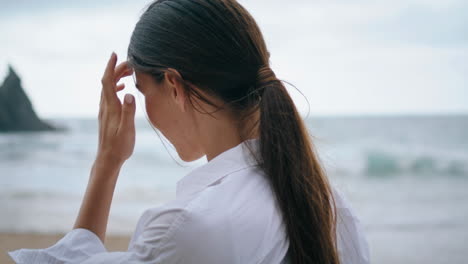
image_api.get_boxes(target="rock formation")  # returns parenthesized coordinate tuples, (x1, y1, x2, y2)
(0, 65, 60, 132)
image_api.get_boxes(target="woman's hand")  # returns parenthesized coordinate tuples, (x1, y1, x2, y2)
(97, 52, 135, 166)
(73, 52, 135, 241)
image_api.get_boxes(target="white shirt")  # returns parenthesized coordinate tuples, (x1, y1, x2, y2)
(9, 138, 370, 264)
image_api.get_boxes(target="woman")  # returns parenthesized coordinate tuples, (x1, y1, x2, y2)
(9, 0, 369, 263)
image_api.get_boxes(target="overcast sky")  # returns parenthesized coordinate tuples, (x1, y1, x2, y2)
(0, 0, 467, 118)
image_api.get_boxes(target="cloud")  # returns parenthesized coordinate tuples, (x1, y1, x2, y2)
(1, 0, 467, 117)
(0, 3, 144, 118)
(0, 0, 147, 17)
(364, 2, 468, 47)
(240, 0, 468, 115)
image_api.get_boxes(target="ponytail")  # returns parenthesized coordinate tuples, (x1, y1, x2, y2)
(248, 65, 340, 264)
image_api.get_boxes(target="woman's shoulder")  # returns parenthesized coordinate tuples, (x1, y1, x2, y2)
(129, 166, 288, 263)
(133, 164, 276, 237)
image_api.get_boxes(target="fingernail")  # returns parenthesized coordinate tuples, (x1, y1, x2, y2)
(125, 94, 134, 104)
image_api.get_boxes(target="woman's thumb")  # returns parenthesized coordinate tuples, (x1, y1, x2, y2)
(121, 93, 136, 128)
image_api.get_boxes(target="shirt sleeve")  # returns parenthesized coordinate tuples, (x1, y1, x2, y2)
(8, 228, 138, 264)
(8, 204, 189, 264)
(333, 187, 371, 264)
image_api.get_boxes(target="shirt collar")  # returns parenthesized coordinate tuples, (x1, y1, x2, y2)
(176, 138, 261, 198)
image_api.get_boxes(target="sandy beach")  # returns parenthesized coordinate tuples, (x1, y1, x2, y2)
(0, 232, 131, 263)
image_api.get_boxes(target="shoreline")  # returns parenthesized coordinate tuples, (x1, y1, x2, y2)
(0, 232, 131, 264)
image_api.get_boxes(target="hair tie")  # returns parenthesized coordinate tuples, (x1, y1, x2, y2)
(254, 65, 279, 102)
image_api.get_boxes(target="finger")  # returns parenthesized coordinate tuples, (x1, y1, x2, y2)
(99, 87, 104, 107)
(116, 83, 125, 92)
(114, 61, 132, 82)
(101, 52, 119, 101)
(98, 88, 104, 144)
(102, 52, 118, 84)
(119, 93, 136, 134)
(115, 68, 134, 83)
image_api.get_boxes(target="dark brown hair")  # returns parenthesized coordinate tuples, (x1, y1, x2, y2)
(127, 0, 339, 263)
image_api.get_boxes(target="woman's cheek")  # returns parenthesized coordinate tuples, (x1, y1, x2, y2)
(145, 97, 161, 129)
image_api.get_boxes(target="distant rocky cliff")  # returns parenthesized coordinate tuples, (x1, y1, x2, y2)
(0, 65, 59, 132)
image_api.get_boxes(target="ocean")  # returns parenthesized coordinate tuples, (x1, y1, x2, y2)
(1, 115, 467, 263)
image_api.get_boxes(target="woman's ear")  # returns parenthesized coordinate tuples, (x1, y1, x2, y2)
(164, 69, 187, 112)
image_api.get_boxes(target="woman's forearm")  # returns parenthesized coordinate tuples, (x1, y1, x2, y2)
(73, 156, 122, 242)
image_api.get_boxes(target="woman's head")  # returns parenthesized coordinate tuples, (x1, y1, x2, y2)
(128, 0, 267, 161)
(128, 0, 340, 263)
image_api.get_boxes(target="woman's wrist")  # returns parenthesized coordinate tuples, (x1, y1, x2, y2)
(87, 155, 122, 194)
(90, 156, 122, 186)
(94, 153, 124, 170)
